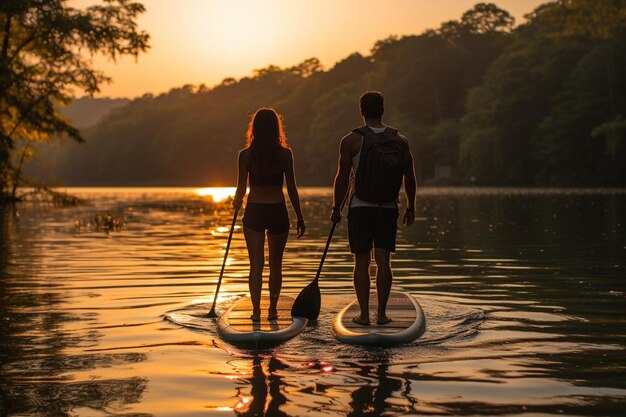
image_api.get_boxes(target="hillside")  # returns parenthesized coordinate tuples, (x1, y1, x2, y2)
(61, 97, 130, 129)
(25, 1, 626, 186)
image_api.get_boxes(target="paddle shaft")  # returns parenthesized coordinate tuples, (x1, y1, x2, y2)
(290, 184, 353, 320)
(313, 187, 351, 282)
(314, 220, 337, 282)
(207, 207, 239, 317)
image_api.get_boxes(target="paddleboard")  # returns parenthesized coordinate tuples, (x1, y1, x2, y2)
(332, 291, 425, 346)
(218, 295, 307, 345)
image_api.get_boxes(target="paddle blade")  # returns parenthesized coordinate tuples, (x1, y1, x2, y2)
(291, 279, 321, 321)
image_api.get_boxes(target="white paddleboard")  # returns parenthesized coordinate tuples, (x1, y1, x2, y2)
(332, 291, 426, 346)
(218, 295, 306, 344)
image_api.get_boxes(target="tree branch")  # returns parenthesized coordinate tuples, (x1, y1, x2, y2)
(8, 30, 40, 64)
(7, 94, 49, 138)
(11, 143, 32, 200)
(1, 14, 11, 60)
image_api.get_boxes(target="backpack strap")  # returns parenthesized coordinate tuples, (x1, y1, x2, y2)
(352, 126, 378, 158)
(352, 125, 372, 136)
(384, 126, 399, 135)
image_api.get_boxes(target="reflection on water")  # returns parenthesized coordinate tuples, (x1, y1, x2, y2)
(0, 204, 149, 417)
(1, 187, 625, 416)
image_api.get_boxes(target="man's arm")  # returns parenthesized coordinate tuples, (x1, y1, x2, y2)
(331, 134, 354, 222)
(402, 136, 417, 227)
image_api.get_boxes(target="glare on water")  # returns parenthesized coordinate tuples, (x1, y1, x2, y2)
(195, 186, 238, 203)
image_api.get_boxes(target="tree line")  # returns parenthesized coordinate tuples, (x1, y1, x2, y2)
(22, 1, 626, 188)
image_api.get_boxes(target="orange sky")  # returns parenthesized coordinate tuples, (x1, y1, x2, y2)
(75, 0, 545, 98)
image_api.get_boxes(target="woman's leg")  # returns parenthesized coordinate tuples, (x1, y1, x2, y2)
(267, 231, 288, 319)
(244, 226, 266, 321)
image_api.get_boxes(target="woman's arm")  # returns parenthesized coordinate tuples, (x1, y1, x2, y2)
(233, 149, 247, 210)
(284, 148, 305, 237)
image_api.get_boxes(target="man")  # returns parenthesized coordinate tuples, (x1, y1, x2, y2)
(331, 91, 416, 325)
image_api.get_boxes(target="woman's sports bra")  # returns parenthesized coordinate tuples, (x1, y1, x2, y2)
(248, 146, 285, 187)
(249, 171, 283, 187)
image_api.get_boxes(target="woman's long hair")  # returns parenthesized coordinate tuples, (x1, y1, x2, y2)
(246, 108, 288, 172)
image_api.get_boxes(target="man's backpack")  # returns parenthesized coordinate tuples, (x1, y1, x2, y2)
(353, 126, 406, 204)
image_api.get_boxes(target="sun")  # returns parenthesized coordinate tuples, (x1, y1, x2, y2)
(186, 1, 281, 68)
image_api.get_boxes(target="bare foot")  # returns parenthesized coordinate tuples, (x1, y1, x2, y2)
(351, 316, 370, 326)
(250, 310, 261, 322)
(268, 308, 278, 321)
(377, 314, 392, 325)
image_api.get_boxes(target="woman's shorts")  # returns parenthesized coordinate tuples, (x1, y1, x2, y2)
(243, 202, 290, 235)
(348, 207, 398, 254)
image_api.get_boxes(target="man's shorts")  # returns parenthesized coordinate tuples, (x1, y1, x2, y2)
(347, 207, 399, 254)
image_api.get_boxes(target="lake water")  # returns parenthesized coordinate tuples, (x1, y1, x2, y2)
(1, 187, 625, 416)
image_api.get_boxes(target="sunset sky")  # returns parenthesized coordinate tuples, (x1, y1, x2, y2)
(75, 0, 545, 98)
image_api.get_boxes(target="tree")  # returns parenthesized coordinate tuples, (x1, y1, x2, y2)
(460, 0, 626, 185)
(460, 2, 515, 34)
(289, 57, 323, 78)
(0, 0, 149, 201)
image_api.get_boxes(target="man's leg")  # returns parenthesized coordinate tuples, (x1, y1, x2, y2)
(353, 252, 371, 325)
(348, 207, 374, 325)
(374, 248, 393, 324)
(373, 206, 398, 325)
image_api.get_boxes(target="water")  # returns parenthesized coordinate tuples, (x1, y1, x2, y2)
(1, 187, 625, 416)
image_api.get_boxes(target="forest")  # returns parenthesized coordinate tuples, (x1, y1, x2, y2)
(25, 0, 626, 187)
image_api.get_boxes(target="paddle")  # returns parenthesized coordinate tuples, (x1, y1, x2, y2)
(207, 207, 239, 318)
(291, 192, 349, 321)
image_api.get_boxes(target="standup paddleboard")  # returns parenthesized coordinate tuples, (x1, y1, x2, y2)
(332, 291, 425, 346)
(218, 295, 307, 345)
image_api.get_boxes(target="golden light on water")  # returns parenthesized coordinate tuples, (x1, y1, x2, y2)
(191, 290, 238, 307)
(234, 395, 252, 412)
(195, 187, 236, 202)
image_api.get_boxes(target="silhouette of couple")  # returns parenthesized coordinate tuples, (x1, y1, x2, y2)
(233, 91, 416, 324)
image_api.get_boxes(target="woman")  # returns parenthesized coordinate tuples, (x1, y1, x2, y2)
(233, 108, 305, 322)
